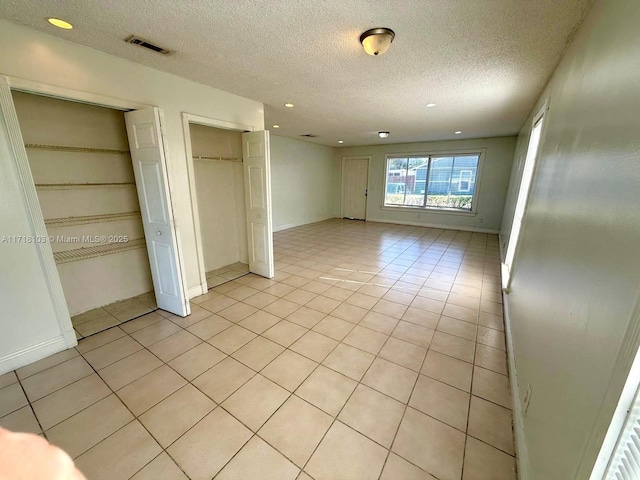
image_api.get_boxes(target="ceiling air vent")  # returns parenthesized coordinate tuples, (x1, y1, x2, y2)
(124, 35, 173, 55)
(300, 134, 319, 138)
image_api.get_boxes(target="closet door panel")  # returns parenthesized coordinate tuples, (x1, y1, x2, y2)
(242, 130, 274, 279)
(125, 108, 189, 317)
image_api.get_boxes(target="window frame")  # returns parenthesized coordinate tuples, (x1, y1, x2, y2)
(458, 169, 473, 193)
(382, 148, 486, 215)
(501, 101, 549, 290)
(590, 344, 640, 480)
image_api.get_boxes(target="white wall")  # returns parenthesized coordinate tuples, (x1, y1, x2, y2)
(0, 20, 263, 371)
(190, 124, 248, 271)
(0, 86, 72, 374)
(339, 136, 516, 232)
(500, 0, 640, 478)
(270, 135, 341, 231)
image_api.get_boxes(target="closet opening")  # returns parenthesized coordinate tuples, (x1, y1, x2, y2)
(188, 123, 250, 288)
(11, 91, 156, 338)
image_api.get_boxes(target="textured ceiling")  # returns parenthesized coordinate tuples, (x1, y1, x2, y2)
(0, 1, 592, 146)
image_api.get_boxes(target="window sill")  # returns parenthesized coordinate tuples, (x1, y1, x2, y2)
(380, 205, 478, 217)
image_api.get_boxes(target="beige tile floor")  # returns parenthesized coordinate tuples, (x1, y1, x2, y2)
(206, 262, 250, 288)
(0, 219, 516, 480)
(71, 292, 158, 339)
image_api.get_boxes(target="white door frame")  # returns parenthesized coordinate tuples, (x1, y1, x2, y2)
(341, 155, 371, 220)
(0, 73, 187, 344)
(0, 76, 76, 349)
(181, 113, 256, 295)
(8, 75, 147, 111)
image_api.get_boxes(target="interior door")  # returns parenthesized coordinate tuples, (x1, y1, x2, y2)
(125, 108, 190, 316)
(242, 130, 274, 278)
(342, 157, 369, 220)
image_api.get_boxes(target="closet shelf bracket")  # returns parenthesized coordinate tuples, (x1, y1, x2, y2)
(53, 238, 146, 264)
(193, 155, 243, 163)
(25, 144, 130, 155)
(45, 212, 142, 228)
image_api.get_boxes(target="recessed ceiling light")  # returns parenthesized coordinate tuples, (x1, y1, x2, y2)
(284, 103, 294, 108)
(47, 17, 73, 29)
(272, 125, 280, 128)
(378, 131, 390, 138)
(338, 140, 344, 144)
(454, 131, 462, 134)
(426, 103, 437, 108)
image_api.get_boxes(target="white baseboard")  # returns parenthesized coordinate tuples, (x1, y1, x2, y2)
(366, 217, 500, 234)
(274, 223, 295, 232)
(503, 293, 529, 480)
(273, 215, 339, 233)
(188, 284, 207, 299)
(0, 336, 68, 376)
(499, 232, 529, 480)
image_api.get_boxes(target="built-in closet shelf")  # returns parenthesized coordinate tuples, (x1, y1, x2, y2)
(25, 144, 130, 155)
(35, 183, 135, 190)
(45, 212, 142, 228)
(53, 238, 146, 264)
(193, 155, 243, 163)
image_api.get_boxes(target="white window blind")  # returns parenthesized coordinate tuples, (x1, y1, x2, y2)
(605, 388, 640, 480)
(591, 347, 640, 480)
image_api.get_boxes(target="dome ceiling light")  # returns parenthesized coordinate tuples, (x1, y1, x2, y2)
(360, 28, 395, 56)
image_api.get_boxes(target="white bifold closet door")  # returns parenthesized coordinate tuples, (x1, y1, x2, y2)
(125, 108, 190, 316)
(242, 130, 274, 278)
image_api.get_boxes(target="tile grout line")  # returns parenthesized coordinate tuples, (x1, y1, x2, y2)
(297, 320, 385, 477)
(294, 232, 462, 477)
(13, 371, 48, 440)
(74, 332, 195, 480)
(206, 310, 365, 479)
(374, 238, 454, 480)
(453, 236, 486, 480)
(74, 304, 159, 340)
(40, 319, 214, 475)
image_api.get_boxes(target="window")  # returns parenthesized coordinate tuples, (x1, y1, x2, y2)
(458, 170, 473, 192)
(384, 153, 481, 211)
(590, 346, 640, 480)
(503, 109, 545, 286)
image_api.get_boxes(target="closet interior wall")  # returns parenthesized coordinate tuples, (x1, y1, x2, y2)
(191, 124, 248, 277)
(11, 91, 153, 316)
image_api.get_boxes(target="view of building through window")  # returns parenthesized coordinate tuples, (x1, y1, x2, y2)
(384, 154, 481, 210)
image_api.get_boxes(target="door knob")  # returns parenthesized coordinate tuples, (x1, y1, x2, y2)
(256, 214, 261, 219)
(157, 230, 162, 236)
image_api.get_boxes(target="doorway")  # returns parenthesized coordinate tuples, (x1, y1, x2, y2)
(189, 123, 249, 287)
(183, 114, 275, 292)
(10, 91, 189, 338)
(342, 156, 370, 220)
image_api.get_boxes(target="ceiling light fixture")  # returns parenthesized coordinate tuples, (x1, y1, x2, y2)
(284, 103, 294, 108)
(272, 125, 280, 128)
(360, 28, 395, 56)
(338, 140, 344, 144)
(47, 17, 73, 29)
(378, 131, 390, 138)
(426, 103, 437, 108)
(455, 131, 462, 134)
